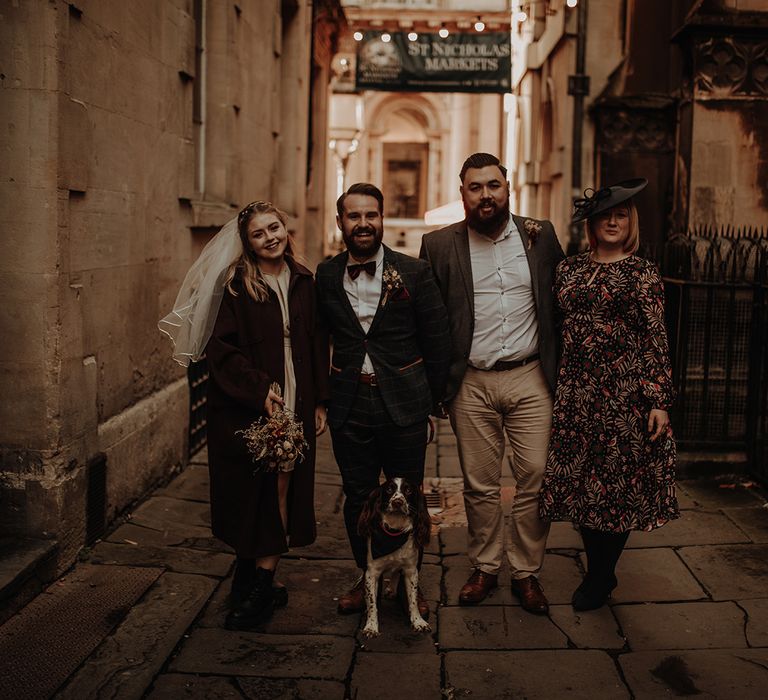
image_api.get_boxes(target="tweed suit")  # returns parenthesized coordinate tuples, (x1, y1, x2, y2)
(420, 216, 565, 580)
(316, 244, 450, 568)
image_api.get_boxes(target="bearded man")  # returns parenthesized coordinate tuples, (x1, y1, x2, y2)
(419, 153, 564, 614)
(316, 182, 450, 615)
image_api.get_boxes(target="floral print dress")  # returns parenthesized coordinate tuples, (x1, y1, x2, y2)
(539, 254, 679, 532)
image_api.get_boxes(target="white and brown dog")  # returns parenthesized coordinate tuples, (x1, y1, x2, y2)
(357, 477, 432, 638)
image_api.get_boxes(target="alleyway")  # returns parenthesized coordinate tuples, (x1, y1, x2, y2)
(2, 421, 768, 699)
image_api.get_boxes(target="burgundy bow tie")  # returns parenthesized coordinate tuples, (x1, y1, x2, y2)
(347, 260, 377, 280)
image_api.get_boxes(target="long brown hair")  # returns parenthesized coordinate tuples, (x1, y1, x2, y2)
(224, 200, 294, 302)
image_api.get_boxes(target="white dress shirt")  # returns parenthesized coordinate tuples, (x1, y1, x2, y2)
(343, 245, 385, 374)
(468, 218, 539, 369)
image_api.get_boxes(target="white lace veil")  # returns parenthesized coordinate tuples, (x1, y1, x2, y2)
(158, 215, 242, 366)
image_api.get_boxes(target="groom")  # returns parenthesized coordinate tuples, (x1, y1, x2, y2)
(316, 182, 450, 615)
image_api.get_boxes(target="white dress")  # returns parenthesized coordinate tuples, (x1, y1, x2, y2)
(263, 265, 296, 414)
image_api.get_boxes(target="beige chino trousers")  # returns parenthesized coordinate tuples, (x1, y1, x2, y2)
(449, 361, 552, 579)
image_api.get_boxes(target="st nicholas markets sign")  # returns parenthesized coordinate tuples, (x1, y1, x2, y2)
(355, 31, 511, 93)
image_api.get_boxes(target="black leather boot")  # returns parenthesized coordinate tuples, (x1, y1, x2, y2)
(225, 567, 275, 630)
(230, 558, 256, 606)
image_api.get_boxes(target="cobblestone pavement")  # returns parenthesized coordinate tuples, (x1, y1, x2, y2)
(4, 421, 768, 699)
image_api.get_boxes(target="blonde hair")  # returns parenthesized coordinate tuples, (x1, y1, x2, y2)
(224, 201, 294, 302)
(585, 200, 640, 254)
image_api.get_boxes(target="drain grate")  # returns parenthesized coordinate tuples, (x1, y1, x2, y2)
(0, 564, 161, 700)
(424, 490, 445, 512)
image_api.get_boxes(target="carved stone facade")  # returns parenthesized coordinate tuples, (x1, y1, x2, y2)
(694, 37, 768, 98)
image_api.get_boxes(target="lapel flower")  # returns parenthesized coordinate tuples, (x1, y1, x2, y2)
(381, 264, 409, 306)
(523, 219, 543, 250)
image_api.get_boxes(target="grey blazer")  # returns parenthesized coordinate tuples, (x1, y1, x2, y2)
(419, 215, 565, 401)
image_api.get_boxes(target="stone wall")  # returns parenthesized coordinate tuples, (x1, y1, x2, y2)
(0, 0, 343, 572)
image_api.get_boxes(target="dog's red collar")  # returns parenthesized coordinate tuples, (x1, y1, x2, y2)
(380, 522, 407, 537)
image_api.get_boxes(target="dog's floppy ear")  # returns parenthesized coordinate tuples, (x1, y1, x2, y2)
(413, 490, 432, 549)
(357, 485, 382, 538)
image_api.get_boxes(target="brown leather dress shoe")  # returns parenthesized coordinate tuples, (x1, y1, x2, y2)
(511, 575, 549, 615)
(337, 577, 366, 615)
(459, 570, 498, 606)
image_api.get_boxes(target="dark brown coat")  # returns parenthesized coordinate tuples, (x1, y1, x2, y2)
(205, 258, 329, 558)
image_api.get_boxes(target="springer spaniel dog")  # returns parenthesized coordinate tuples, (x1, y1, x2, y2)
(357, 477, 432, 638)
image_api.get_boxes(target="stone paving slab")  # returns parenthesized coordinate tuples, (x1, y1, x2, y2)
(147, 673, 346, 699)
(439, 606, 568, 650)
(356, 601, 438, 653)
(613, 602, 747, 650)
(440, 526, 467, 556)
(675, 484, 699, 510)
(57, 572, 216, 699)
(619, 648, 768, 699)
(155, 464, 210, 502)
(89, 540, 233, 577)
(678, 544, 768, 600)
(739, 598, 768, 647)
(723, 506, 768, 543)
(626, 509, 750, 548)
(443, 553, 582, 607)
(546, 521, 583, 550)
(198, 558, 360, 636)
(106, 522, 232, 553)
(129, 496, 212, 538)
(603, 549, 707, 603)
(678, 479, 765, 509)
(549, 605, 626, 649)
(170, 628, 354, 680)
(444, 650, 630, 699)
(350, 651, 440, 698)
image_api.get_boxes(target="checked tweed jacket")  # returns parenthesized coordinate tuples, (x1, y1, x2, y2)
(420, 215, 565, 401)
(316, 245, 451, 430)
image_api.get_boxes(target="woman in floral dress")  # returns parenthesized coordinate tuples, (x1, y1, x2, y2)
(539, 178, 678, 611)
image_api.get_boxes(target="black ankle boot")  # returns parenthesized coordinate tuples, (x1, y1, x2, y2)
(230, 558, 256, 606)
(571, 573, 618, 611)
(225, 567, 275, 630)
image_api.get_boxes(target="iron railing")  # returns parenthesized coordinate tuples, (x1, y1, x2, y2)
(661, 229, 768, 484)
(187, 356, 209, 459)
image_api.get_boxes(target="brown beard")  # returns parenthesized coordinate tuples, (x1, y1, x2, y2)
(465, 198, 511, 236)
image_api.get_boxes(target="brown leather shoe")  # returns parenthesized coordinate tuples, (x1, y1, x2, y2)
(337, 577, 365, 615)
(511, 575, 549, 615)
(459, 570, 498, 606)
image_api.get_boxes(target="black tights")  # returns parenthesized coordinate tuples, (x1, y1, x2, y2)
(579, 527, 630, 583)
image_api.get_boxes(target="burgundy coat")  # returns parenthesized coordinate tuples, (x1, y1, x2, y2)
(205, 258, 329, 558)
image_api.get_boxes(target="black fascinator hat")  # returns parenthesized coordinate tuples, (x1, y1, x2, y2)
(572, 178, 647, 223)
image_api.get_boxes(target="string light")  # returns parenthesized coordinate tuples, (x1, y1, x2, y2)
(514, 11, 527, 22)
(438, 26, 449, 38)
(567, 0, 579, 7)
(381, 32, 391, 42)
(408, 31, 418, 41)
(353, 31, 363, 41)
(474, 18, 485, 32)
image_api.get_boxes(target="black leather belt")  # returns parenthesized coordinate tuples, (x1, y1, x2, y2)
(487, 354, 539, 372)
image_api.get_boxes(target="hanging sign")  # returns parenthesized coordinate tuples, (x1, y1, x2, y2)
(355, 31, 511, 93)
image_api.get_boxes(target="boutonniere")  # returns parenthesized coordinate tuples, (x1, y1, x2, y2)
(523, 219, 543, 249)
(381, 264, 410, 306)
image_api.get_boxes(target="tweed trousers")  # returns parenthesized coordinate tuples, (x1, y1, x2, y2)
(449, 360, 552, 579)
(330, 383, 428, 569)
